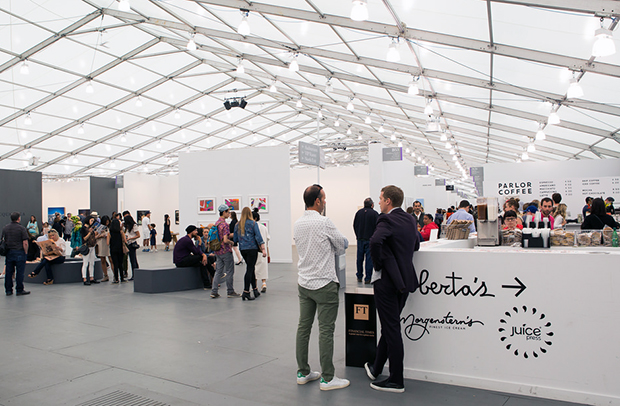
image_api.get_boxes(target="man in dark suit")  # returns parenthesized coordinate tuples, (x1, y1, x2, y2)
(365, 185, 419, 393)
(412, 200, 424, 226)
(353, 198, 379, 284)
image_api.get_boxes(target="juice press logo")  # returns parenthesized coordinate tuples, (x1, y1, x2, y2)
(498, 305, 554, 359)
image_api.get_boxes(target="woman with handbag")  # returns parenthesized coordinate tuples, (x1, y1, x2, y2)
(107, 218, 127, 283)
(123, 212, 141, 281)
(233, 207, 267, 301)
(81, 216, 100, 285)
(96, 215, 112, 282)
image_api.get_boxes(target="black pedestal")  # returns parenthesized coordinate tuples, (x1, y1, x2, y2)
(345, 288, 377, 367)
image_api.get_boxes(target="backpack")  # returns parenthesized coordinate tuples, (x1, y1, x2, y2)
(207, 225, 221, 252)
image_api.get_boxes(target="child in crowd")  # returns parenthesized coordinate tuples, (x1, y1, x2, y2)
(150, 224, 157, 252)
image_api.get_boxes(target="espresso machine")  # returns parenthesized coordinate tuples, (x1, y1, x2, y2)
(476, 197, 500, 246)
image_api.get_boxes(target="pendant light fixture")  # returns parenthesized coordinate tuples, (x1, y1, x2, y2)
(536, 124, 546, 141)
(350, 0, 369, 21)
(347, 98, 355, 112)
(378, 123, 385, 133)
(408, 76, 419, 95)
(386, 39, 401, 63)
(365, 114, 372, 124)
(527, 141, 536, 152)
(566, 77, 584, 99)
(236, 59, 245, 74)
(20, 60, 29, 75)
(77, 124, 85, 135)
(120, 133, 127, 142)
(269, 81, 277, 93)
(334, 117, 340, 127)
(548, 108, 561, 125)
(186, 34, 197, 51)
(135, 96, 143, 107)
(24, 113, 32, 126)
(592, 24, 616, 57)
(424, 99, 433, 115)
(85, 81, 94, 94)
(289, 54, 299, 72)
(205, 117, 212, 127)
(296, 98, 303, 108)
(325, 78, 333, 94)
(347, 127, 352, 135)
(238, 10, 251, 36)
(390, 133, 396, 141)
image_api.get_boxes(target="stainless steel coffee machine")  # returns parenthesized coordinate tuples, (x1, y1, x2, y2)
(476, 197, 500, 246)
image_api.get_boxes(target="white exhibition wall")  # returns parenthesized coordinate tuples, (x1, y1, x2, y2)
(369, 143, 456, 216)
(42, 178, 91, 222)
(179, 145, 292, 263)
(119, 173, 181, 236)
(483, 158, 620, 217)
(290, 165, 370, 245)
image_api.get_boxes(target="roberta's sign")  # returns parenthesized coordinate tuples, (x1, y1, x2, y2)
(497, 181, 533, 195)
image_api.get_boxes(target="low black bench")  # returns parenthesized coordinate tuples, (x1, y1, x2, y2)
(24, 258, 103, 284)
(133, 266, 203, 293)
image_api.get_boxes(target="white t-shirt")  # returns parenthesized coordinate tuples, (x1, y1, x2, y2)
(553, 214, 564, 229)
(142, 216, 151, 236)
(54, 238, 66, 257)
(126, 224, 141, 241)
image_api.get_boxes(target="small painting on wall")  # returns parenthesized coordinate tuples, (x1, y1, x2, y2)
(249, 196, 268, 213)
(136, 210, 150, 226)
(223, 197, 241, 211)
(258, 220, 269, 233)
(175, 210, 179, 225)
(198, 198, 216, 214)
(78, 209, 91, 218)
(47, 207, 65, 224)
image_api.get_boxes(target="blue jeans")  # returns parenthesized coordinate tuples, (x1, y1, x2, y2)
(5, 249, 27, 294)
(356, 240, 373, 281)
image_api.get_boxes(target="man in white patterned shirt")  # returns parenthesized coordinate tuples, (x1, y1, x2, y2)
(293, 184, 349, 391)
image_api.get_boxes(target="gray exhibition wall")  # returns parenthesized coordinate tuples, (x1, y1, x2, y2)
(0, 169, 42, 231)
(90, 177, 118, 217)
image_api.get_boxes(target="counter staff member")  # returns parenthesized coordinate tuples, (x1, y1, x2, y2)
(2, 212, 31, 296)
(293, 184, 350, 391)
(365, 185, 419, 393)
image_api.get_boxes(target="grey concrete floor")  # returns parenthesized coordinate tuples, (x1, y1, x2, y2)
(1, 247, 585, 406)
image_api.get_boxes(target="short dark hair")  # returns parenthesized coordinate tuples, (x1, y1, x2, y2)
(590, 198, 606, 216)
(10, 212, 20, 222)
(504, 210, 517, 219)
(541, 197, 553, 206)
(406, 207, 413, 214)
(424, 213, 433, 222)
(252, 208, 260, 221)
(381, 185, 404, 208)
(303, 184, 323, 208)
(150, 223, 156, 229)
(363, 198, 373, 208)
(552, 193, 562, 204)
(122, 210, 130, 216)
(585, 196, 593, 204)
(413, 200, 421, 206)
(458, 200, 470, 209)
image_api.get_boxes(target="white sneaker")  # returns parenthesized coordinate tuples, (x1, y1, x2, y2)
(319, 376, 350, 391)
(297, 371, 321, 385)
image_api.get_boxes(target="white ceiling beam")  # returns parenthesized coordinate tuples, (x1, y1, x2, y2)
(485, 0, 620, 16)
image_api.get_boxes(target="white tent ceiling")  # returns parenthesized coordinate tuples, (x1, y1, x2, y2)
(1, 0, 619, 194)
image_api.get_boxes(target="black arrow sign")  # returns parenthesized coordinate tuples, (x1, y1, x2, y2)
(502, 277, 526, 297)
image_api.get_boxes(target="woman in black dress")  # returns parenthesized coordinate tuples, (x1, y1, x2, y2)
(107, 218, 127, 283)
(162, 214, 172, 251)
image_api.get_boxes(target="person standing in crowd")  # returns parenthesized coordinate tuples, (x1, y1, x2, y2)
(420, 213, 439, 241)
(605, 197, 615, 215)
(412, 201, 424, 226)
(107, 218, 127, 284)
(141, 211, 151, 252)
(150, 224, 157, 252)
(3, 212, 30, 296)
(27, 229, 65, 285)
(233, 207, 266, 301)
(69, 215, 82, 257)
(446, 200, 476, 234)
(162, 214, 172, 251)
(123, 211, 140, 281)
(582, 197, 593, 218)
(365, 185, 419, 393)
(552, 193, 562, 208)
(173, 225, 212, 290)
(540, 197, 555, 229)
(252, 209, 270, 293)
(211, 204, 239, 299)
(502, 210, 523, 231)
(434, 209, 444, 227)
(81, 216, 99, 285)
(229, 211, 243, 265)
(552, 204, 567, 229)
(96, 215, 111, 282)
(353, 197, 379, 284)
(64, 213, 74, 241)
(27, 215, 39, 238)
(41, 222, 50, 236)
(581, 198, 619, 230)
(52, 214, 63, 235)
(293, 184, 349, 391)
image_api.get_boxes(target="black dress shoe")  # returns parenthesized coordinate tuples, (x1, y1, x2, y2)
(90, 279, 100, 284)
(364, 280, 371, 284)
(16, 291, 31, 296)
(370, 379, 404, 393)
(6, 291, 13, 296)
(84, 280, 91, 285)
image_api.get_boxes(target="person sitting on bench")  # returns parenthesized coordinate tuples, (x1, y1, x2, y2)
(27, 229, 66, 285)
(173, 225, 212, 289)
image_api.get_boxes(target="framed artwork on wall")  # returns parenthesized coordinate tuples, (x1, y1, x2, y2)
(78, 209, 91, 217)
(223, 197, 241, 211)
(175, 210, 179, 225)
(136, 210, 149, 226)
(197, 197, 216, 214)
(47, 207, 65, 224)
(258, 220, 269, 232)
(249, 196, 269, 213)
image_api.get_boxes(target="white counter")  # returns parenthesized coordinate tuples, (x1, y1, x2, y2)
(404, 239, 619, 405)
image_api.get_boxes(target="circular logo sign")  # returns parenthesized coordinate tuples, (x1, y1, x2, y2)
(498, 305, 554, 359)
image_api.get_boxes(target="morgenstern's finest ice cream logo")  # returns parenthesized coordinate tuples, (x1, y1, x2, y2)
(499, 305, 554, 359)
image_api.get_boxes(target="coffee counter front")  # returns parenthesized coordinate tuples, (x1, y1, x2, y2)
(400, 238, 619, 405)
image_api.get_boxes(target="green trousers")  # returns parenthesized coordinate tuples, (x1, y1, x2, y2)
(296, 281, 339, 381)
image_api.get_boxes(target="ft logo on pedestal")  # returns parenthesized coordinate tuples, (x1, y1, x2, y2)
(354, 304, 369, 321)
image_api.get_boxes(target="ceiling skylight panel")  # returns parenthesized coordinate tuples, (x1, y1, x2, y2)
(416, 43, 489, 80)
(493, 55, 569, 97)
(491, 4, 596, 60)
(0, 16, 52, 54)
